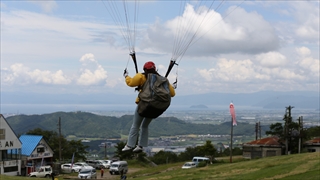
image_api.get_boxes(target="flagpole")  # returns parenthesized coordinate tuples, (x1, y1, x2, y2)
(229, 102, 236, 163)
(230, 117, 233, 163)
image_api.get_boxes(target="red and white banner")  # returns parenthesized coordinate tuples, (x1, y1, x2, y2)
(229, 103, 237, 126)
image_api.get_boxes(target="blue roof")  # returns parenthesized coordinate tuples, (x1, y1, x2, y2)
(19, 135, 43, 156)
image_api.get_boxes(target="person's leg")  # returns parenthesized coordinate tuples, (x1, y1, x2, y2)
(138, 117, 153, 147)
(126, 106, 144, 148)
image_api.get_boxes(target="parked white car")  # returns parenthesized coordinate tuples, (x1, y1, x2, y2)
(29, 166, 52, 178)
(181, 162, 197, 169)
(109, 161, 128, 175)
(192, 156, 210, 165)
(96, 160, 109, 169)
(103, 160, 112, 169)
(74, 162, 94, 170)
(61, 163, 82, 173)
(85, 160, 103, 169)
(78, 168, 97, 179)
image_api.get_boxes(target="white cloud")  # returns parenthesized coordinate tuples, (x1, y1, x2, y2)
(274, 1, 319, 45)
(296, 47, 319, 77)
(192, 48, 319, 93)
(141, 4, 279, 57)
(262, 68, 305, 81)
(2, 10, 99, 41)
(77, 53, 108, 85)
(28, 69, 71, 84)
(296, 47, 311, 57)
(1, 63, 71, 85)
(197, 58, 258, 82)
(197, 69, 214, 81)
(1, 53, 110, 86)
(77, 67, 108, 86)
(80, 53, 96, 63)
(255, 52, 287, 68)
(292, 2, 319, 42)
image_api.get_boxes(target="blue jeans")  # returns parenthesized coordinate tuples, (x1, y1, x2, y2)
(127, 106, 153, 147)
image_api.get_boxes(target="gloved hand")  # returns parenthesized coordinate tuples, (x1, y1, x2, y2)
(173, 81, 177, 89)
(123, 68, 128, 77)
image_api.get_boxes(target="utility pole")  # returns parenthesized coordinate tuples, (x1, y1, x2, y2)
(58, 117, 62, 162)
(284, 106, 294, 155)
(298, 116, 303, 154)
(259, 121, 261, 139)
(255, 122, 258, 140)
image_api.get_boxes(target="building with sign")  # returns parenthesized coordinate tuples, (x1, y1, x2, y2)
(0, 114, 22, 176)
(19, 135, 54, 176)
(304, 137, 320, 152)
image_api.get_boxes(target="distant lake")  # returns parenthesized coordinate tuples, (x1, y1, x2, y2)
(1, 103, 266, 115)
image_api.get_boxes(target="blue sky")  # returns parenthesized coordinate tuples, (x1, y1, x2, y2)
(1, 0, 319, 100)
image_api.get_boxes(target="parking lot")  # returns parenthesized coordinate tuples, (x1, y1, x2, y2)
(62, 168, 140, 179)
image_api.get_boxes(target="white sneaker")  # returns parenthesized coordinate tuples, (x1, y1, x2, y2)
(133, 145, 143, 153)
(122, 145, 133, 151)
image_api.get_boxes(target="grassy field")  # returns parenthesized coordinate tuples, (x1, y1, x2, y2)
(1, 152, 319, 180)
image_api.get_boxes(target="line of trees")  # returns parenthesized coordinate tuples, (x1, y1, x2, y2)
(113, 140, 243, 165)
(266, 124, 320, 154)
(25, 128, 89, 162)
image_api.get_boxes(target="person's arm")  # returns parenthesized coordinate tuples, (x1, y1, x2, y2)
(125, 73, 144, 87)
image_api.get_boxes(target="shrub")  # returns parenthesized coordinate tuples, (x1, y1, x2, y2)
(197, 161, 207, 168)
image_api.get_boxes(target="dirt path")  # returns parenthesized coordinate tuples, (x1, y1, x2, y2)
(98, 168, 141, 179)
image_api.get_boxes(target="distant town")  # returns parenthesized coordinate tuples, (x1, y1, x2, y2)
(92, 108, 320, 127)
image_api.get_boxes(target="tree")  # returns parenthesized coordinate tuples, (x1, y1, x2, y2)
(151, 151, 178, 165)
(265, 120, 303, 154)
(231, 147, 242, 156)
(266, 123, 284, 137)
(222, 148, 230, 156)
(26, 128, 89, 161)
(178, 146, 199, 162)
(178, 141, 218, 163)
(114, 141, 134, 160)
(305, 126, 320, 139)
(64, 140, 88, 162)
(200, 140, 217, 163)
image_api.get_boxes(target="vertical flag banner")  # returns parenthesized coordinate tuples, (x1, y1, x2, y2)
(40, 155, 44, 167)
(229, 103, 237, 126)
(71, 152, 75, 168)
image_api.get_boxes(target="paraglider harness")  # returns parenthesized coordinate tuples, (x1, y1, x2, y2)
(127, 51, 178, 91)
(137, 73, 171, 118)
(126, 52, 177, 118)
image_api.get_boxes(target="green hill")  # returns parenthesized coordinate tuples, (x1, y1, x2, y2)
(1, 152, 319, 180)
(7, 111, 268, 138)
(129, 152, 320, 180)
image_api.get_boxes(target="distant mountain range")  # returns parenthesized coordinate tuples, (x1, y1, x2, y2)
(6, 111, 269, 139)
(2, 90, 318, 110)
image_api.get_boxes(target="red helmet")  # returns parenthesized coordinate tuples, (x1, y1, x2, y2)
(143, 61, 156, 70)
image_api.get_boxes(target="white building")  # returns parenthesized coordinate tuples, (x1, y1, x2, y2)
(0, 114, 22, 176)
(19, 135, 54, 176)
